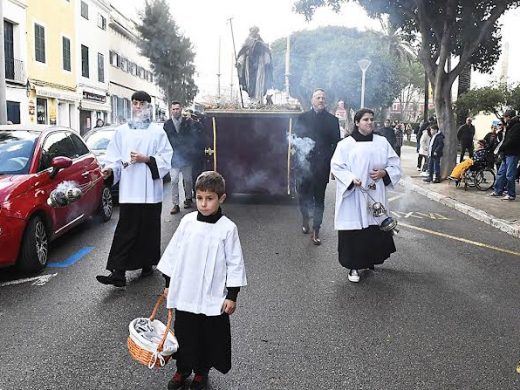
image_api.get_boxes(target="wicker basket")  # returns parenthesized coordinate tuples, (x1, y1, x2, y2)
(127, 294, 178, 368)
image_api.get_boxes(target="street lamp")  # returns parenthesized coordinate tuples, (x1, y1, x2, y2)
(358, 59, 371, 108)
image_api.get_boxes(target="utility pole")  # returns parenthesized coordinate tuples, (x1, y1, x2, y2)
(227, 17, 244, 108)
(284, 34, 291, 102)
(0, 3, 9, 124)
(216, 36, 221, 102)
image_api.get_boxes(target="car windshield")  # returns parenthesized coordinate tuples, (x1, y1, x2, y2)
(85, 130, 114, 153)
(0, 131, 38, 175)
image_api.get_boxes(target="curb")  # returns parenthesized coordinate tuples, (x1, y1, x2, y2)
(398, 177, 520, 239)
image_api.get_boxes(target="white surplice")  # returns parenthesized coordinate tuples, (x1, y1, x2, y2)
(331, 134, 401, 230)
(157, 212, 247, 316)
(104, 122, 173, 204)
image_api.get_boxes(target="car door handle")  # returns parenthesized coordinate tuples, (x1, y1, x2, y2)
(82, 172, 89, 178)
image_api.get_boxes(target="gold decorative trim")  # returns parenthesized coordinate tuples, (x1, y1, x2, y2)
(287, 117, 292, 195)
(212, 117, 217, 171)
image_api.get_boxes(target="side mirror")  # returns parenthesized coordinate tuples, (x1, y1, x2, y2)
(49, 156, 72, 178)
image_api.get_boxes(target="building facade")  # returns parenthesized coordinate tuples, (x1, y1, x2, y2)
(108, 5, 165, 124)
(26, 0, 79, 128)
(76, 0, 111, 134)
(3, 0, 28, 124)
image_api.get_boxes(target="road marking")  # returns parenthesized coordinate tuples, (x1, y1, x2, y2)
(388, 194, 404, 202)
(47, 246, 94, 268)
(399, 222, 520, 257)
(391, 211, 451, 220)
(0, 273, 57, 288)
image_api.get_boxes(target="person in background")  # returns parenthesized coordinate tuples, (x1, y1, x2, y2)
(294, 88, 341, 245)
(394, 123, 404, 157)
(164, 101, 196, 214)
(490, 110, 520, 201)
(457, 117, 475, 162)
(423, 124, 444, 183)
(418, 127, 431, 176)
(95, 118, 105, 128)
(376, 119, 397, 153)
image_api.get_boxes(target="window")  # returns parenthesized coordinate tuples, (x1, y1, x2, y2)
(69, 133, 90, 156)
(81, 1, 88, 19)
(97, 14, 106, 30)
(97, 53, 104, 82)
(39, 132, 77, 171)
(119, 57, 127, 72)
(62, 37, 71, 71)
(4, 21, 14, 79)
(34, 23, 46, 63)
(109, 51, 119, 67)
(81, 45, 89, 78)
(36, 98, 47, 124)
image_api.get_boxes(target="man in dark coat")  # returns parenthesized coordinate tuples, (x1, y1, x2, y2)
(376, 120, 397, 153)
(294, 88, 340, 245)
(491, 110, 520, 200)
(424, 124, 444, 183)
(457, 117, 476, 162)
(163, 101, 196, 214)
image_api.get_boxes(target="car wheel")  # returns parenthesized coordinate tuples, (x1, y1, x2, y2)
(98, 186, 113, 222)
(18, 216, 48, 273)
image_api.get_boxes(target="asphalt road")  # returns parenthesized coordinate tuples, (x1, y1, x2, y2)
(1, 182, 519, 390)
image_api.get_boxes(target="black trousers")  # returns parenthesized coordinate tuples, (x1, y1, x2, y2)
(460, 142, 474, 162)
(297, 176, 328, 230)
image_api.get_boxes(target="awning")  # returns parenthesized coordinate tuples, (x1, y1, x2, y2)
(80, 100, 111, 112)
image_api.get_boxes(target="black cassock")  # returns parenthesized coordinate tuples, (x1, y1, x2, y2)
(106, 203, 162, 271)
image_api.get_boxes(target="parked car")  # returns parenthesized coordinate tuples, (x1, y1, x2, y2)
(0, 125, 113, 273)
(83, 126, 119, 197)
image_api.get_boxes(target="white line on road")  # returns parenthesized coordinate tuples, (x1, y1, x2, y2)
(388, 194, 404, 202)
(0, 273, 57, 288)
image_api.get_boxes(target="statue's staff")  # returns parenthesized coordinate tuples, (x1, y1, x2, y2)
(227, 17, 245, 108)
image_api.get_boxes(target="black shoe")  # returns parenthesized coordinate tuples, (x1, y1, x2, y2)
(170, 205, 180, 214)
(423, 177, 432, 182)
(140, 267, 154, 277)
(168, 371, 189, 390)
(184, 199, 193, 209)
(433, 178, 441, 183)
(190, 373, 208, 390)
(311, 229, 321, 245)
(96, 272, 126, 287)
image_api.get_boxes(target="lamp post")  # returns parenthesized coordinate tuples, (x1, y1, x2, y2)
(358, 59, 371, 108)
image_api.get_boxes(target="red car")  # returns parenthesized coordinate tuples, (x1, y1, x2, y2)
(0, 125, 113, 273)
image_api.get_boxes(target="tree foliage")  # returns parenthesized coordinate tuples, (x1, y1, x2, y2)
(136, 0, 198, 105)
(271, 26, 406, 112)
(456, 84, 520, 119)
(294, 0, 520, 177)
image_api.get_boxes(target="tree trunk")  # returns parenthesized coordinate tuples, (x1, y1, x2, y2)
(456, 64, 472, 126)
(434, 78, 457, 179)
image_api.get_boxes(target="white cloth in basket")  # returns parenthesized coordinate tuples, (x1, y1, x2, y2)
(129, 317, 179, 368)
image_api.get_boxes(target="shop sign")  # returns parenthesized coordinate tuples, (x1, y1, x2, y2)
(83, 91, 107, 103)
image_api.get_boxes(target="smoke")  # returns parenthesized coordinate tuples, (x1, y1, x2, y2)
(289, 134, 315, 176)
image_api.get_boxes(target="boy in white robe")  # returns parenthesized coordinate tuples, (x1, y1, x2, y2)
(157, 171, 247, 390)
(96, 90, 173, 287)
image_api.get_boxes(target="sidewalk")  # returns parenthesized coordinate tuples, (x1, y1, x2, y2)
(398, 145, 520, 238)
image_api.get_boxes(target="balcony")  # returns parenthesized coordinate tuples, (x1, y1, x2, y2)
(5, 58, 25, 84)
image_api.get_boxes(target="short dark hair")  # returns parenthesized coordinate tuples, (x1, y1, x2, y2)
(504, 109, 516, 118)
(431, 124, 439, 130)
(195, 171, 226, 197)
(131, 90, 151, 103)
(171, 101, 182, 107)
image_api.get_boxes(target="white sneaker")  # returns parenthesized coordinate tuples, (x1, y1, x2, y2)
(348, 269, 360, 283)
(420, 171, 429, 177)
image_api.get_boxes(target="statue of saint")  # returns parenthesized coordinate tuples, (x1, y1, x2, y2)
(236, 26, 273, 104)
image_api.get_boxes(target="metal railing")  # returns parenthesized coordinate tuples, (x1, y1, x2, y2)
(5, 58, 25, 83)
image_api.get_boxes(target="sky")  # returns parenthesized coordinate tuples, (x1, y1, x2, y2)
(112, 0, 520, 97)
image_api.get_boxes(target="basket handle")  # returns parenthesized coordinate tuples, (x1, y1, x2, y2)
(149, 294, 174, 353)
